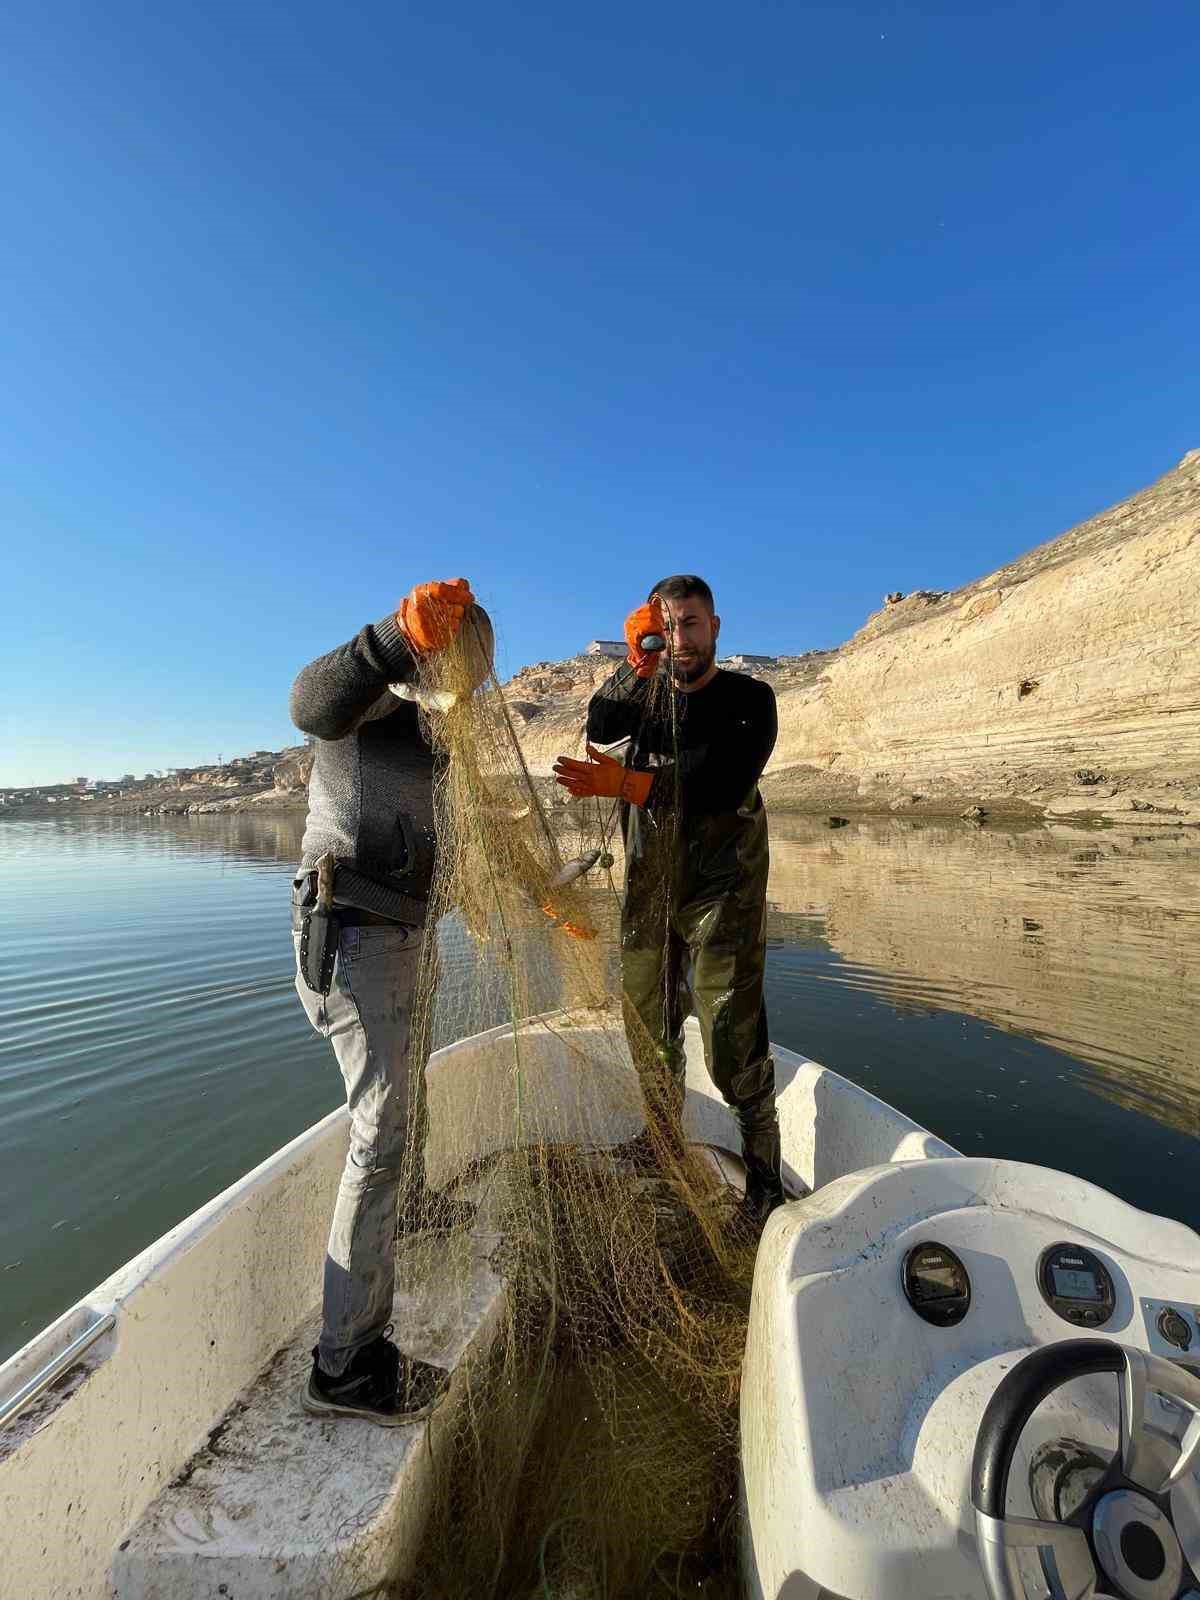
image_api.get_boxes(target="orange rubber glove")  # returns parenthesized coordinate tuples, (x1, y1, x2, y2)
(552, 745, 654, 807)
(623, 598, 666, 679)
(398, 578, 475, 654)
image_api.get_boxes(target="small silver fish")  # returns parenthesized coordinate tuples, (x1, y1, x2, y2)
(389, 682, 460, 713)
(549, 848, 602, 889)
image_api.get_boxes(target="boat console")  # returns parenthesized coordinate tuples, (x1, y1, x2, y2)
(741, 1156, 1200, 1599)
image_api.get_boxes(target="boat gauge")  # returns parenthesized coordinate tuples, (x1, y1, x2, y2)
(902, 1242, 971, 1327)
(1038, 1243, 1115, 1328)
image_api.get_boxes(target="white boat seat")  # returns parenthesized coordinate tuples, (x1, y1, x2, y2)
(110, 1237, 502, 1600)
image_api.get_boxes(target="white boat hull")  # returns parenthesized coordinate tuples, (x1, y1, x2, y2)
(0, 1108, 348, 1600)
(0, 1014, 954, 1600)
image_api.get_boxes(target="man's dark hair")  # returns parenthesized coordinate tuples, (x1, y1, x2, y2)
(648, 574, 715, 611)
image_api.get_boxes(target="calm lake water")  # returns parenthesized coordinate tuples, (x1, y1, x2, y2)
(2, 812, 1198, 1363)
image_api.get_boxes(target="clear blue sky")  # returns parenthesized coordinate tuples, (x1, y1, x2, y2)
(2, 1, 1197, 785)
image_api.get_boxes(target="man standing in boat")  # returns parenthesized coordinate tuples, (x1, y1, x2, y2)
(552, 575, 785, 1232)
(289, 578, 479, 1426)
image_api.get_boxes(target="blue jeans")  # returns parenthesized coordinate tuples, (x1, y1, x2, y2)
(293, 921, 424, 1377)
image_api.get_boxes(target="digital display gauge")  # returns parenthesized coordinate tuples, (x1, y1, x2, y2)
(1052, 1266, 1102, 1301)
(1038, 1243, 1116, 1327)
(903, 1242, 971, 1327)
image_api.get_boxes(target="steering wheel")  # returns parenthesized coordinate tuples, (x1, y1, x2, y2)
(972, 1341, 1200, 1599)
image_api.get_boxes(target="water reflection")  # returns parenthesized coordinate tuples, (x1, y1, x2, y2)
(2, 810, 1197, 1364)
(0, 814, 326, 1364)
(0, 811, 308, 870)
(765, 816, 1200, 1138)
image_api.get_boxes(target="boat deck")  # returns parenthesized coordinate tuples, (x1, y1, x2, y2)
(1, 1015, 954, 1600)
(112, 1236, 502, 1600)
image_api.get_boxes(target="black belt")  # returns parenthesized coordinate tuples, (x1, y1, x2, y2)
(293, 859, 431, 994)
(290, 863, 429, 933)
(290, 899, 396, 932)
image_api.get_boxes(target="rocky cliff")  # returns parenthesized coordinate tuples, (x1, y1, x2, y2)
(18, 453, 1195, 825)
(512, 450, 1200, 825)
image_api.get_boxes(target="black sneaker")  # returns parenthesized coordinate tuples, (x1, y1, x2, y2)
(302, 1327, 449, 1427)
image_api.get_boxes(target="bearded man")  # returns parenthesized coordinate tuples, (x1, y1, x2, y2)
(553, 574, 784, 1230)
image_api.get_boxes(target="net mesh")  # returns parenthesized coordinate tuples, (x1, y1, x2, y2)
(386, 614, 755, 1599)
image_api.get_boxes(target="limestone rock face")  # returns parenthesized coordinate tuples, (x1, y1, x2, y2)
(500, 453, 1200, 820)
(273, 748, 314, 792)
(762, 450, 1200, 820)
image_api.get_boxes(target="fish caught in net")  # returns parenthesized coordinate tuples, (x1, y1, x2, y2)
(377, 610, 757, 1599)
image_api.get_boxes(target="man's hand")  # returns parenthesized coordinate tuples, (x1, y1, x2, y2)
(624, 598, 666, 679)
(398, 578, 476, 654)
(553, 745, 654, 807)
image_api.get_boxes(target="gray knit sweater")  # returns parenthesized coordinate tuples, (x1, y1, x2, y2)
(289, 613, 438, 886)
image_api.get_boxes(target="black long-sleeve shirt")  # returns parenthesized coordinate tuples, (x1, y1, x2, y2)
(586, 664, 777, 818)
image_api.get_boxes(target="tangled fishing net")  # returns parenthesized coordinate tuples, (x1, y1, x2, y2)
(384, 611, 756, 1599)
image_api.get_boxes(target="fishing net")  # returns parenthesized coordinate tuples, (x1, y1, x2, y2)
(384, 611, 757, 1599)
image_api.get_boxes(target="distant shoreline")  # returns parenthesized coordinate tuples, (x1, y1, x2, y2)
(4, 779, 1194, 832)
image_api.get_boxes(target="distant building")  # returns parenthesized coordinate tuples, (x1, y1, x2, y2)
(586, 640, 626, 659)
(719, 654, 778, 672)
(74, 776, 87, 787)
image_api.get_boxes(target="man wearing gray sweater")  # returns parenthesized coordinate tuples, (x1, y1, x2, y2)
(289, 577, 474, 1425)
